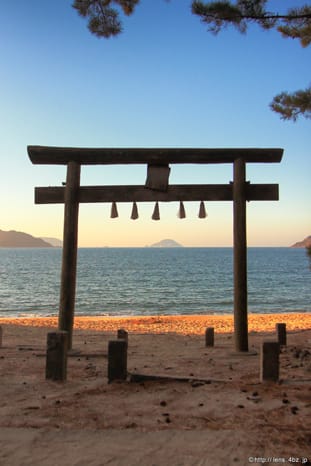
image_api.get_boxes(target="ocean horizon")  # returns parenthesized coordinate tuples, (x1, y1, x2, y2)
(0, 247, 310, 317)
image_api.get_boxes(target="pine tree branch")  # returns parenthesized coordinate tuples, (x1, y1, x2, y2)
(72, 0, 140, 37)
(195, 13, 311, 22)
(270, 87, 311, 121)
(191, 1, 311, 39)
(72, 1, 311, 121)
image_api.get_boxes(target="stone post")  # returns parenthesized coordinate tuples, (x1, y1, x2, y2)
(117, 328, 128, 344)
(260, 341, 280, 382)
(205, 327, 214, 347)
(276, 323, 287, 346)
(46, 331, 68, 381)
(108, 340, 127, 383)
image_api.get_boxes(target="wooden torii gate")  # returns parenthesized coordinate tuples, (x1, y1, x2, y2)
(28, 146, 283, 351)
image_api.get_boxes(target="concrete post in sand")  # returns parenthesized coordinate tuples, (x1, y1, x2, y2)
(260, 341, 280, 382)
(117, 328, 128, 344)
(46, 331, 68, 381)
(108, 340, 127, 382)
(205, 327, 214, 347)
(276, 323, 287, 346)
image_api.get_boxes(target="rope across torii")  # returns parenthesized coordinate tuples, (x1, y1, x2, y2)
(28, 146, 283, 352)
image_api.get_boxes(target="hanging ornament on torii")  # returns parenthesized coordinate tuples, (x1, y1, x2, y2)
(109, 162, 208, 220)
(109, 199, 207, 220)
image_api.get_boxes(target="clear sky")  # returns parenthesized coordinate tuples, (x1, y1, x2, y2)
(0, 0, 310, 247)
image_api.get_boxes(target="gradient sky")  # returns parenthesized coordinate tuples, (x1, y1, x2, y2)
(0, 0, 310, 247)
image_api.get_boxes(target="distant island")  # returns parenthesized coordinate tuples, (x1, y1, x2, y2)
(149, 239, 183, 248)
(290, 235, 311, 248)
(0, 229, 54, 248)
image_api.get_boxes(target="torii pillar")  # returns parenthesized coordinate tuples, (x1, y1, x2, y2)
(58, 162, 80, 349)
(233, 158, 248, 352)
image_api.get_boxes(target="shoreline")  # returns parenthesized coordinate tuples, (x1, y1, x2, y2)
(1, 312, 310, 335)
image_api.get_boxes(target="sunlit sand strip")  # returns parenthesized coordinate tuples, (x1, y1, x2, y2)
(0, 312, 310, 335)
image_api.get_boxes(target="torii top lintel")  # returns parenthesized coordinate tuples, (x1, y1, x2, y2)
(28, 146, 283, 165)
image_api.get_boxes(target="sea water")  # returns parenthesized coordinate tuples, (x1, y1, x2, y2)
(0, 247, 309, 317)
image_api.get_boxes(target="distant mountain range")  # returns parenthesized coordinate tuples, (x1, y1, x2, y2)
(290, 235, 311, 248)
(0, 229, 183, 248)
(0, 229, 62, 248)
(1, 229, 309, 249)
(40, 237, 63, 247)
(149, 239, 183, 248)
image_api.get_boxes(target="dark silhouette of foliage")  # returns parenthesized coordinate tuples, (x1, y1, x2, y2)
(72, 0, 140, 37)
(72, 1, 311, 120)
(191, 2, 311, 47)
(270, 87, 311, 121)
(191, 1, 311, 121)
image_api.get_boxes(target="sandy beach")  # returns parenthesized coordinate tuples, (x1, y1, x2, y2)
(0, 313, 310, 465)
